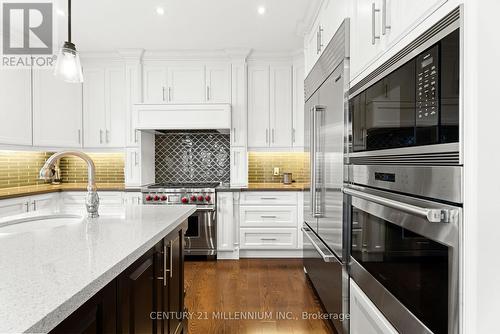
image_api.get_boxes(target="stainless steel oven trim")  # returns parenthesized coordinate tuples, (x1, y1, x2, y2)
(349, 8, 460, 99)
(184, 209, 217, 255)
(346, 185, 460, 334)
(344, 185, 460, 246)
(349, 142, 459, 158)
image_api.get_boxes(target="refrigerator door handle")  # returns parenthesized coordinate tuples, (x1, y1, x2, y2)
(310, 105, 317, 217)
(302, 226, 338, 262)
(312, 105, 326, 218)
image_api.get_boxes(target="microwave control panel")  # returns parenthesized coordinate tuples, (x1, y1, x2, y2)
(416, 45, 439, 127)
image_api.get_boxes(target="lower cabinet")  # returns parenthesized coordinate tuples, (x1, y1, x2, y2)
(349, 279, 398, 334)
(50, 221, 187, 334)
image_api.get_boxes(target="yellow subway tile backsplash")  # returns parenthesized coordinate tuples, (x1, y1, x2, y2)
(0, 151, 125, 189)
(248, 152, 309, 183)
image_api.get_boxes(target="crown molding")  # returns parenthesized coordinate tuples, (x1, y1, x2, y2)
(296, 0, 324, 37)
(117, 48, 145, 63)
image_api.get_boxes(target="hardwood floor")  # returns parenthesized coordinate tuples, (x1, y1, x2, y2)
(184, 259, 331, 334)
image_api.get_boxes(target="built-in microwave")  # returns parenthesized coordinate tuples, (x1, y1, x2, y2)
(348, 27, 460, 158)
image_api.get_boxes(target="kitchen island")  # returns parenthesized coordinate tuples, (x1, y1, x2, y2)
(0, 204, 195, 333)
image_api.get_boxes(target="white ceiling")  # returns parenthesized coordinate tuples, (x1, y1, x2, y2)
(54, 0, 321, 53)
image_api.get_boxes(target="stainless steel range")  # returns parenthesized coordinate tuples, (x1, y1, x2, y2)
(142, 182, 218, 256)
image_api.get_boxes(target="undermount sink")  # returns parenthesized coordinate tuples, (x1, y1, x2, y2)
(0, 214, 84, 235)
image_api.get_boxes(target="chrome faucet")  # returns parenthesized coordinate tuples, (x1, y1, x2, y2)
(40, 151, 99, 218)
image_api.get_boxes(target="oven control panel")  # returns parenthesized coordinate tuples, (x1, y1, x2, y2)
(416, 45, 439, 127)
(143, 192, 214, 205)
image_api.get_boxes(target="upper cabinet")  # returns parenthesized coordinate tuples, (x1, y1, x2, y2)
(292, 62, 305, 148)
(83, 65, 126, 148)
(231, 63, 248, 147)
(143, 62, 230, 104)
(0, 68, 32, 146)
(305, 0, 348, 74)
(350, 0, 448, 80)
(248, 63, 294, 149)
(32, 69, 83, 148)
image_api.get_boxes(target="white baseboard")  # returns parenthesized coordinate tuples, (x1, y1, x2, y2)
(216, 250, 240, 260)
(239, 249, 303, 258)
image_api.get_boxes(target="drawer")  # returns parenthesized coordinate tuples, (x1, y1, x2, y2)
(240, 228, 298, 249)
(61, 192, 124, 206)
(240, 206, 297, 228)
(240, 192, 298, 205)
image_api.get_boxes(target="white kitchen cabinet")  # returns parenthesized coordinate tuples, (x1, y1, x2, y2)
(239, 206, 297, 228)
(205, 63, 230, 103)
(240, 228, 298, 249)
(230, 63, 247, 147)
(0, 68, 32, 146)
(217, 192, 234, 251)
(125, 147, 141, 187)
(123, 191, 142, 205)
(143, 65, 167, 103)
(248, 63, 294, 149)
(230, 147, 248, 188)
(350, 279, 398, 334)
(83, 66, 126, 148)
(0, 197, 29, 218)
(247, 64, 270, 148)
(168, 64, 206, 103)
(292, 63, 305, 148)
(240, 191, 298, 206)
(32, 69, 83, 148)
(60, 191, 124, 214)
(269, 65, 293, 148)
(30, 193, 59, 211)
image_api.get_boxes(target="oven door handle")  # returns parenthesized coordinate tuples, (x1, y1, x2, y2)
(301, 226, 338, 263)
(343, 187, 454, 223)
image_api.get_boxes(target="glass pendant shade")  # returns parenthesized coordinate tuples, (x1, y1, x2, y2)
(54, 41, 83, 83)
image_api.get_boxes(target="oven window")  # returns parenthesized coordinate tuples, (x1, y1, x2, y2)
(185, 215, 199, 238)
(351, 208, 448, 334)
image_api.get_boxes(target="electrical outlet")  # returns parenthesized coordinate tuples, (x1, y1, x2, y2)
(273, 167, 280, 176)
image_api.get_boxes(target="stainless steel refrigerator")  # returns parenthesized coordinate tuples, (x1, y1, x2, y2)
(302, 19, 349, 334)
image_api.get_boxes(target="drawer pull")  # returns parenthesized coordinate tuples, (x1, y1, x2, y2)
(260, 237, 278, 241)
(260, 197, 277, 200)
(260, 215, 277, 219)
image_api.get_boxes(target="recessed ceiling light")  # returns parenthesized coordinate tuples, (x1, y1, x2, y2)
(56, 9, 65, 17)
(257, 6, 266, 15)
(156, 7, 165, 16)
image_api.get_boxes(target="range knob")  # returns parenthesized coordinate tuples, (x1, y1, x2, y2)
(153, 195, 160, 201)
(190, 195, 197, 202)
(161, 195, 167, 201)
(145, 195, 152, 202)
(197, 195, 204, 202)
(205, 195, 211, 202)
(181, 197, 189, 204)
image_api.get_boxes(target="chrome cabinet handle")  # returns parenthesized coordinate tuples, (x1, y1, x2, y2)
(301, 227, 338, 262)
(24, 202, 29, 212)
(163, 244, 167, 286)
(168, 87, 172, 102)
(99, 129, 103, 144)
(382, 0, 391, 35)
(343, 187, 457, 223)
(162, 86, 166, 101)
(372, 3, 381, 45)
(272, 129, 275, 144)
(134, 152, 138, 166)
(318, 25, 324, 53)
(106, 130, 110, 143)
(134, 130, 138, 143)
(77, 129, 81, 144)
(260, 237, 277, 241)
(260, 215, 277, 219)
(260, 197, 277, 200)
(206, 86, 210, 101)
(292, 128, 296, 143)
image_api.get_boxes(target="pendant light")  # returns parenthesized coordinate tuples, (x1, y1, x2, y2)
(54, 0, 83, 83)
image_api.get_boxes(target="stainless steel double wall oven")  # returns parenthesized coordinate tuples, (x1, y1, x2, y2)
(345, 7, 462, 334)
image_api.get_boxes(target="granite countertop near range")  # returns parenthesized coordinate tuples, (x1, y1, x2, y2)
(216, 182, 307, 192)
(0, 204, 196, 333)
(0, 183, 128, 200)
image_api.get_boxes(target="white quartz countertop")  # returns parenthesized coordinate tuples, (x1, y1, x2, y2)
(0, 204, 196, 333)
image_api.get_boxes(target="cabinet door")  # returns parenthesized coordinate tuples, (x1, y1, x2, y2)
(167, 65, 205, 103)
(270, 65, 293, 148)
(230, 147, 248, 188)
(143, 65, 167, 103)
(50, 280, 117, 334)
(125, 147, 141, 187)
(105, 67, 126, 147)
(350, 279, 398, 334)
(292, 64, 305, 148)
(117, 250, 156, 334)
(386, 0, 448, 47)
(350, 0, 384, 79)
(205, 63, 230, 103)
(83, 68, 106, 147)
(0, 197, 29, 218)
(230, 63, 247, 146)
(217, 192, 234, 252)
(33, 69, 83, 147)
(31, 193, 58, 211)
(0, 68, 32, 146)
(166, 231, 183, 334)
(320, 0, 348, 47)
(247, 65, 270, 148)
